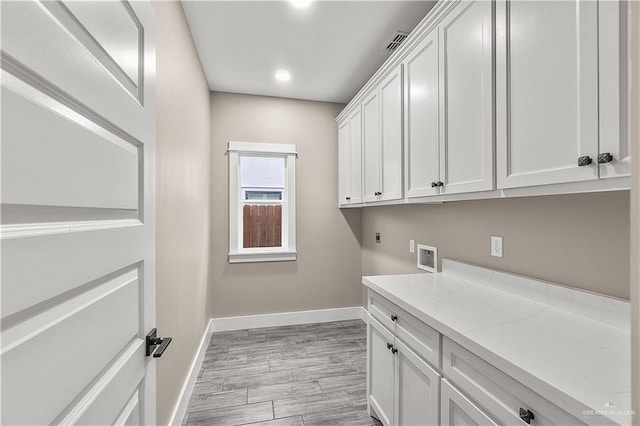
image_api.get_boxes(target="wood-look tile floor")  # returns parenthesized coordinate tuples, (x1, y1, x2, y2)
(183, 320, 383, 426)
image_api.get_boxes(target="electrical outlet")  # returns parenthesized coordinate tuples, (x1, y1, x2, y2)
(409, 240, 415, 253)
(491, 236, 503, 258)
(376, 233, 381, 244)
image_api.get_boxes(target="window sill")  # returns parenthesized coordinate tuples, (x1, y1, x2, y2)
(228, 251, 297, 264)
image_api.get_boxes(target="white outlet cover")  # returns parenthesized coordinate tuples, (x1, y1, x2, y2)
(409, 240, 415, 253)
(491, 236, 503, 258)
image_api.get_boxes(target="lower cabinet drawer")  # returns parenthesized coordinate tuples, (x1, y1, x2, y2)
(441, 378, 498, 425)
(442, 337, 586, 425)
(368, 290, 441, 370)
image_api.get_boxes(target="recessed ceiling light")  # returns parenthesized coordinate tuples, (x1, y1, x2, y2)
(275, 69, 291, 82)
(290, 0, 312, 8)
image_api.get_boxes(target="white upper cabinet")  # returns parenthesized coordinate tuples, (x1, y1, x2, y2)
(362, 65, 404, 203)
(496, 0, 599, 188)
(363, 90, 381, 203)
(379, 66, 404, 201)
(598, 0, 630, 179)
(403, 30, 440, 199)
(337, 0, 629, 206)
(337, 108, 363, 206)
(439, 0, 494, 195)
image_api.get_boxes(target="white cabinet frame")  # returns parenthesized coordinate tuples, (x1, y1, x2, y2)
(367, 315, 440, 426)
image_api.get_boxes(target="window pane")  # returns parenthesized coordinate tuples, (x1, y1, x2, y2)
(240, 156, 284, 188)
(243, 204, 282, 248)
(240, 155, 284, 248)
(245, 190, 282, 200)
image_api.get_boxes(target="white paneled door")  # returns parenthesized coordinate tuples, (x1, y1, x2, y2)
(1, 1, 157, 425)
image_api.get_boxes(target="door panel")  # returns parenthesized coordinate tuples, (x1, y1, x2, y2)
(1, 86, 139, 210)
(338, 119, 351, 205)
(1, 0, 148, 139)
(62, 1, 142, 86)
(439, 0, 494, 195)
(496, 0, 598, 188)
(1, 0, 156, 424)
(74, 362, 145, 425)
(2, 227, 145, 321)
(379, 66, 403, 201)
(368, 316, 395, 425)
(598, 0, 630, 179)
(441, 379, 498, 426)
(349, 108, 363, 204)
(2, 270, 141, 425)
(363, 90, 380, 202)
(395, 340, 440, 426)
(404, 31, 440, 198)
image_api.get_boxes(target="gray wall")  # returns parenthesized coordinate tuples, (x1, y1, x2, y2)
(154, 2, 211, 424)
(210, 92, 362, 318)
(362, 191, 630, 302)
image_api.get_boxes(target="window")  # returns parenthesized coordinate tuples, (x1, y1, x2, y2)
(228, 141, 297, 263)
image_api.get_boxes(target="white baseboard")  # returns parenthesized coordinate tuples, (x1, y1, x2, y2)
(168, 319, 213, 426)
(359, 305, 368, 322)
(211, 306, 365, 332)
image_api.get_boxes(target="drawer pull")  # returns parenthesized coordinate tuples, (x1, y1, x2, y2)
(578, 155, 592, 166)
(386, 342, 393, 350)
(598, 152, 613, 164)
(519, 408, 534, 424)
(390, 314, 398, 322)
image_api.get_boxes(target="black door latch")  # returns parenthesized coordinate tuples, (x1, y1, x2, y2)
(519, 408, 535, 424)
(146, 328, 172, 358)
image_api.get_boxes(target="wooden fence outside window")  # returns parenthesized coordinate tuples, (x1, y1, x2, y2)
(242, 204, 282, 248)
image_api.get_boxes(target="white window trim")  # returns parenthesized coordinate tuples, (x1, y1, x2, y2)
(228, 141, 297, 263)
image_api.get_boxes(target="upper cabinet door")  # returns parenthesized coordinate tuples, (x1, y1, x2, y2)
(404, 31, 440, 199)
(338, 119, 351, 205)
(496, 0, 599, 188)
(349, 107, 363, 204)
(363, 90, 381, 203)
(439, 0, 494, 195)
(599, 0, 629, 179)
(379, 65, 403, 202)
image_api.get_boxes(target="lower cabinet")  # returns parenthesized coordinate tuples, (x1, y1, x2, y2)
(368, 315, 440, 426)
(441, 379, 498, 426)
(367, 290, 590, 426)
(442, 338, 586, 425)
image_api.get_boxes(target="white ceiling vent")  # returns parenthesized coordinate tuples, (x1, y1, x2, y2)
(384, 31, 409, 52)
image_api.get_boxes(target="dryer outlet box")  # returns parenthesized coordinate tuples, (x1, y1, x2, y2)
(417, 244, 438, 273)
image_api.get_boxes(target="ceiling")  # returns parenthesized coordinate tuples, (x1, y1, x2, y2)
(181, 1, 437, 104)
